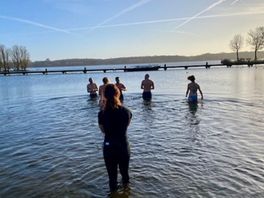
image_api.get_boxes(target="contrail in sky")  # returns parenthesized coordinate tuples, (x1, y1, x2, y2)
(231, 0, 240, 5)
(68, 10, 264, 31)
(0, 15, 71, 34)
(89, 0, 152, 31)
(173, 0, 228, 30)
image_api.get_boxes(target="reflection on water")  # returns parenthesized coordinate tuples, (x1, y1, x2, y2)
(109, 186, 131, 198)
(0, 68, 264, 197)
(188, 102, 198, 115)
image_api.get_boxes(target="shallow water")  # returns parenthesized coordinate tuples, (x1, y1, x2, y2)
(0, 67, 264, 197)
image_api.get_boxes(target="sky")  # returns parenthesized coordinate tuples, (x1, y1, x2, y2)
(0, 0, 264, 61)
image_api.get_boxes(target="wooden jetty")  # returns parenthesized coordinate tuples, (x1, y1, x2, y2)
(0, 60, 263, 76)
(124, 65, 160, 72)
(0, 67, 124, 76)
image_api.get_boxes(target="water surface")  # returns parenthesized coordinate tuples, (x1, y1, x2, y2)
(0, 67, 264, 197)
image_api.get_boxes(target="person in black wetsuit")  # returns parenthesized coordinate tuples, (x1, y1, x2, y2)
(98, 84, 132, 193)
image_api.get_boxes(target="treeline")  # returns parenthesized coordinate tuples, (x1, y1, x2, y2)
(230, 26, 264, 61)
(30, 51, 264, 67)
(31, 56, 186, 67)
(0, 45, 30, 72)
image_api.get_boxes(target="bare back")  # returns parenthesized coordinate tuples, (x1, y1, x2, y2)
(141, 79, 154, 92)
(188, 82, 200, 96)
(99, 84, 107, 98)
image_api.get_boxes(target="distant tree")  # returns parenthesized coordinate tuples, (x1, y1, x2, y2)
(11, 45, 30, 70)
(0, 45, 10, 72)
(230, 34, 243, 61)
(11, 45, 20, 70)
(247, 26, 264, 61)
(20, 46, 30, 70)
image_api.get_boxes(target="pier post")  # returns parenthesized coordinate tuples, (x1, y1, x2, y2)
(184, 66, 188, 70)
(205, 62, 210, 69)
(164, 64, 167, 71)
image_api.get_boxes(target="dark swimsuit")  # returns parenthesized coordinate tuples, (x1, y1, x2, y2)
(143, 91, 152, 101)
(90, 93, 97, 99)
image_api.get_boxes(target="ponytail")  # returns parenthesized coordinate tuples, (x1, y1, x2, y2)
(104, 84, 121, 110)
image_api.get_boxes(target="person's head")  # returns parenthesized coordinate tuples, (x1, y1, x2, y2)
(115, 77, 120, 83)
(145, 74, 150, 80)
(102, 77, 109, 84)
(89, 78, 93, 83)
(104, 84, 121, 110)
(188, 75, 195, 82)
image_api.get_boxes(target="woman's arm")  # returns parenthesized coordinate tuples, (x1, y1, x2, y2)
(185, 86, 189, 97)
(198, 86, 203, 100)
(98, 111, 105, 134)
(99, 124, 105, 134)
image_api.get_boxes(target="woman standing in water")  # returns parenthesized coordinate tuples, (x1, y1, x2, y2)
(186, 75, 203, 103)
(98, 84, 132, 193)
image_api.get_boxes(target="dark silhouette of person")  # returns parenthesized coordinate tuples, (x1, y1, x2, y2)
(185, 75, 203, 103)
(87, 78, 98, 99)
(141, 74, 154, 101)
(99, 77, 109, 108)
(98, 84, 132, 193)
(115, 77, 127, 102)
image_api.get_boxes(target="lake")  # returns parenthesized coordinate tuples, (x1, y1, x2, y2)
(0, 65, 264, 197)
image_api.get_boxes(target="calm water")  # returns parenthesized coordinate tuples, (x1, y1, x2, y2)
(0, 66, 264, 198)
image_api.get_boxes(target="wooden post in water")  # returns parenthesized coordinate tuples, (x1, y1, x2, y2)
(205, 62, 210, 69)
(43, 68, 48, 75)
(164, 64, 167, 71)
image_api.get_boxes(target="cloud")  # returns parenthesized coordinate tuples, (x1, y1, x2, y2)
(0, 15, 71, 34)
(173, 0, 228, 30)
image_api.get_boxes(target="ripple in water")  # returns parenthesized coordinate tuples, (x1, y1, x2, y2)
(0, 93, 264, 197)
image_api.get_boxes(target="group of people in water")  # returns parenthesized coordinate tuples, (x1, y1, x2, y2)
(87, 73, 203, 104)
(87, 74, 203, 194)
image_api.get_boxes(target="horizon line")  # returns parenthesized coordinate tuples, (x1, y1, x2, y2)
(31, 50, 262, 62)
